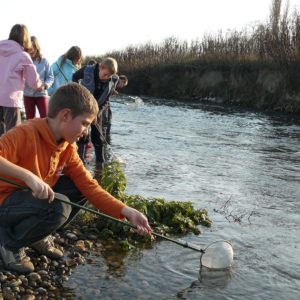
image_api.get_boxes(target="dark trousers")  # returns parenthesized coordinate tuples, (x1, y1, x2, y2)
(23, 96, 48, 119)
(0, 176, 86, 250)
(102, 105, 112, 143)
(0, 106, 21, 136)
(77, 106, 112, 163)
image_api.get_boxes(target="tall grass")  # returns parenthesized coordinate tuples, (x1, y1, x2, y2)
(88, 0, 300, 71)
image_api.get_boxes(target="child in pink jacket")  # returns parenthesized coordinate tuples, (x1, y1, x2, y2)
(0, 24, 42, 136)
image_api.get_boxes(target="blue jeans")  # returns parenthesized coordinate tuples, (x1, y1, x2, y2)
(0, 176, 86, 249)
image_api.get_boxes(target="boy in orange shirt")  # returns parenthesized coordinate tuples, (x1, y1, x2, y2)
(0, 83, 151, 274)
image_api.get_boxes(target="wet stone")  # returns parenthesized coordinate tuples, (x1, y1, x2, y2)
(76, 257, 85, 264)
(28, 273, 41, 282)
(66, 233, 78, 241)
(51, 260, 59, 267)
(40, 255, 49, 264)
(37, 270, 48, 276)
(55, 237, 66, 245)
(87, 234, 98, 240)
(0, 273, 7, 282)
(11, 286, 20, 293)
(36, 287, 47, 295)
(8, 278, 22, 287)
(29, 281, 38, 288)
(66, 258, 77, 267)
(41, 281, 52, 289)
(25, 288, 34, 294)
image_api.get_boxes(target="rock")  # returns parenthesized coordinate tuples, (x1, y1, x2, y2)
(87, 234, 97, 240)
(40, 255, 49, 264)
(65, 258, 77, 267)
(0, 273, 7, 282)
(19, 276, 28, 287)
(66, 233, 78, 241)
(76, 257, 85, 264)
(98, 228, 114, 239)
(8, 279, 22, 287)
(36, 287, 47, 295)
(27, 273, 41, 282)
(37, 270, 48, 276)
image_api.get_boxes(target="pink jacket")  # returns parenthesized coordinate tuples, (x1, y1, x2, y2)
(0, 40, 42, 108)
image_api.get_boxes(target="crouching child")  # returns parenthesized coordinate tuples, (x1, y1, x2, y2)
(0, 83, 151, 274)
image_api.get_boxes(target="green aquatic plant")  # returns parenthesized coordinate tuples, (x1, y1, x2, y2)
(92, 161, 212, 249)
(100, 161, 127, 198)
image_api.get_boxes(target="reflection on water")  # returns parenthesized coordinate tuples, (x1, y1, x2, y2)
(67, 96, 300, 300)
(177, 268, 233, 299)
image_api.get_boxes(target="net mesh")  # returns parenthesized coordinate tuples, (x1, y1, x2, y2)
(200, 240, 233, 270)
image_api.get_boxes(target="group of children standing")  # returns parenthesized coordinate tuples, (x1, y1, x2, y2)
(0, 24, 148, 275)
(0, 23, 128, 164)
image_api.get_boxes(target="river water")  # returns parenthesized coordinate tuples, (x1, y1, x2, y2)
(67, 96, 300, 300)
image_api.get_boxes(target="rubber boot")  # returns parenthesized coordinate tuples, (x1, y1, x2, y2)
(94, 145, 105, 163)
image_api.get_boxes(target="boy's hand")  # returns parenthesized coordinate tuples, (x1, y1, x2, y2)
(24, 173, 55, 203)
(121, 206, 152, 236)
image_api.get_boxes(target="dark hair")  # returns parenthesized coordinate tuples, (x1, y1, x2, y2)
(8, 24, 31, 52)
(60, 46, 83, 68)
(87, 59, 97, 65)
(31, 36, 42, 63)
(48, 83, 98, 118)
(119, 75, 128, 85)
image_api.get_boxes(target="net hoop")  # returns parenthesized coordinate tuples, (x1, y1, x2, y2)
(200, 240, 233, 270)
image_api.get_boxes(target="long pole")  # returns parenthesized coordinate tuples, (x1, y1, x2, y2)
(0, 176, 204, 253)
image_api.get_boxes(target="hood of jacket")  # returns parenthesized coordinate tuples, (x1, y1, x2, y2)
(0, 40, 23, 57)
(26, 118, 70, 152)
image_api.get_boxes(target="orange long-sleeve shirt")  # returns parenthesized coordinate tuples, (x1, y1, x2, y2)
(0, 118, 126, 218)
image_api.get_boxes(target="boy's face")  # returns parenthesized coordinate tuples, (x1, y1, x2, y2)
(61, 112, 95, 144)
(117, 79, 127, 89)
(99, 65, 113, 81)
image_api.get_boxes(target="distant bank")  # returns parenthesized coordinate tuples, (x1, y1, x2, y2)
(117, 61, 300, 113)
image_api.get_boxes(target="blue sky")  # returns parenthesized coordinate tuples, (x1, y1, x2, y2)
(0, 0, 299, 64)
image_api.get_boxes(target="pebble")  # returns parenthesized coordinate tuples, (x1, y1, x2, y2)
(40, 255, 49, 264)
(36, 287, 47, 294)
(27, 273, 41, 282)
(7, 278, 22, 287)
(37, 270, 48, 276)
(0, 273, 7, 282)
(87, 234, 98, 240)
(66, 232, 78, 241)
(0, 226, 129, 299)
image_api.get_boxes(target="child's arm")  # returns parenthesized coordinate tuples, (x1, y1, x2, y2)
(21, 53, 43, 89)
(0, 156, 55, 202)
(44, 58, 55, 90)
(72, 67, 85, 83)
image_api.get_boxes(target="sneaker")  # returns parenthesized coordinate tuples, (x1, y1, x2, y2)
(0, 245, 34, 274)
(31, 235, 63, 259)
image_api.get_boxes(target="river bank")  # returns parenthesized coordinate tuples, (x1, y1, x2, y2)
(120, 61, 300, 113)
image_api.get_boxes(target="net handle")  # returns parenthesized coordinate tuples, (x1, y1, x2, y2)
(0, 176, 205, 253)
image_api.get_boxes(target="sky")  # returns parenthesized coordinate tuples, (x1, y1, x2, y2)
(0, 0, 299, 64)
